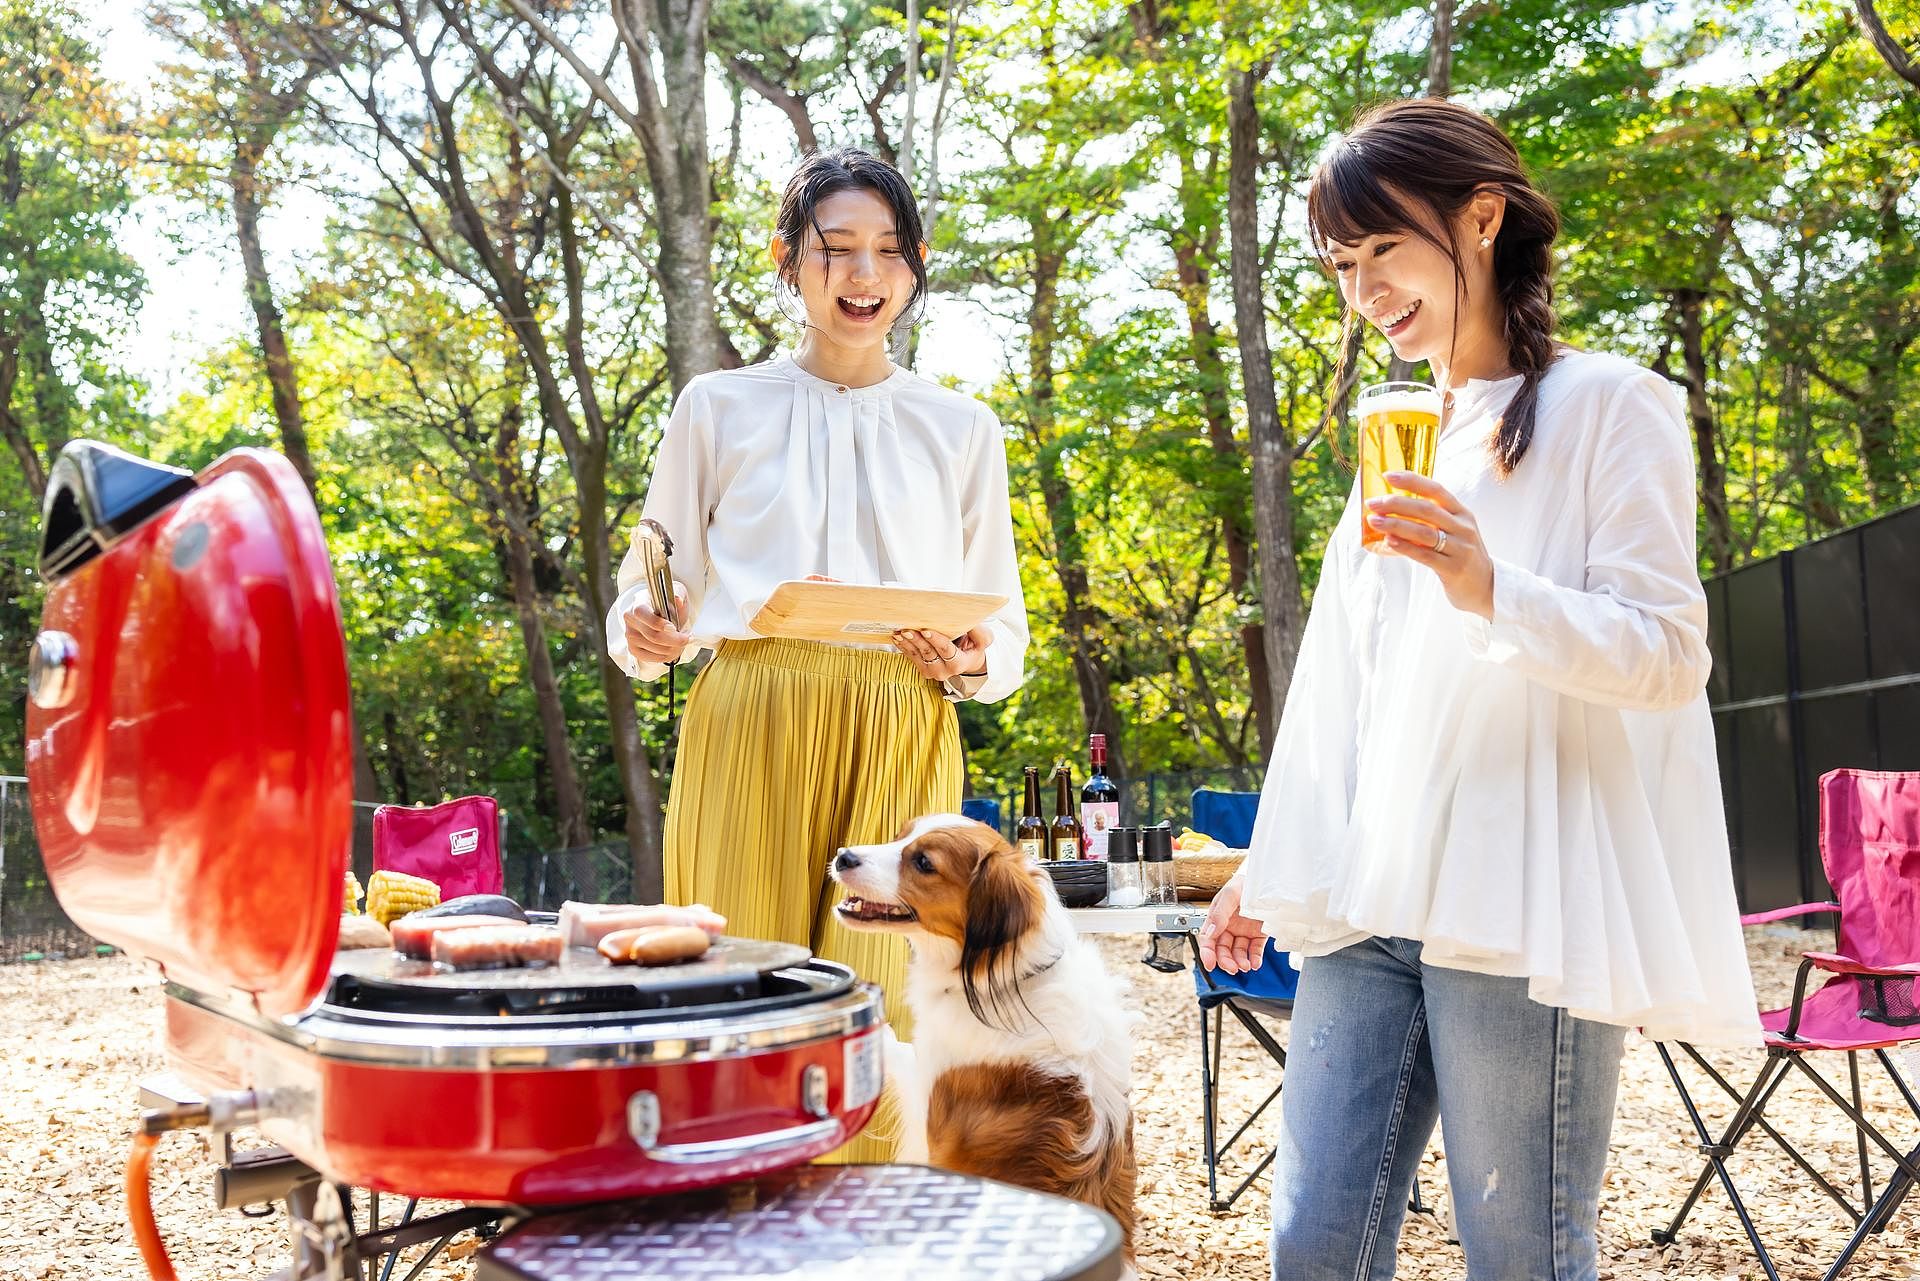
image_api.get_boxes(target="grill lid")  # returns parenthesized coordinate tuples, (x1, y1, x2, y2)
(27, 444, 354, 1017)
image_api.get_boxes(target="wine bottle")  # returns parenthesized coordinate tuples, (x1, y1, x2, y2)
(1015, 767, 1048, 862)
(1079, 733, 1121, 860)
(1049, 765, 1083, 861)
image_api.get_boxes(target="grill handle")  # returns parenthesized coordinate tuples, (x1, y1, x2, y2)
(628, 1065, 839, 1164)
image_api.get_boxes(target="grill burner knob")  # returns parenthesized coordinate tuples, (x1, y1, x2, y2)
(28, 631, 78, 709)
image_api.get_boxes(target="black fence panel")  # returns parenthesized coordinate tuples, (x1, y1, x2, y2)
(0, 777, 101, 961)
(1710, 501, 1920, 912)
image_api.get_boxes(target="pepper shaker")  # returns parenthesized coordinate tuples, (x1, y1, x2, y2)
(1142, 823, 1176, 905)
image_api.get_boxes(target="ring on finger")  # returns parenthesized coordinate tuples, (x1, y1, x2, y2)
(1433, 527, 1449, 554)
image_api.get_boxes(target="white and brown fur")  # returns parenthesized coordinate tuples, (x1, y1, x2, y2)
(831, 815, 1138, 1261)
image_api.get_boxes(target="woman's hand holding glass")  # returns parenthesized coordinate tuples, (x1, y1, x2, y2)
(621, 581, 691, 665)
(1365, 471, 1496, 621)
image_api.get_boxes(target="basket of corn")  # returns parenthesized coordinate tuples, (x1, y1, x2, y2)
(1171, 828, 1244, 901)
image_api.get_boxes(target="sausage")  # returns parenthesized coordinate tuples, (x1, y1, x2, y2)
(391, 914, 526, 960)
(597, 924, 712, 967)
(431, 925, 563, 971)
(559, 901, 726, 949)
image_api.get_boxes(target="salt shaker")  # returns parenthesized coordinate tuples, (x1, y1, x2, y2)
(1142, 823, 1176, 905)
(1105, 827, 1145, 908)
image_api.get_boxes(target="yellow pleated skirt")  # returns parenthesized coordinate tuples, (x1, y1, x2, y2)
(663, 637, 963, 1162)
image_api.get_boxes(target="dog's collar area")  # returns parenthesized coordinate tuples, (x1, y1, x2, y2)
(942, 949, 1064, 998)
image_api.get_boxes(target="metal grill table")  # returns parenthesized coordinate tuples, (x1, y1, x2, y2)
(477, 1164, 1125, 1281)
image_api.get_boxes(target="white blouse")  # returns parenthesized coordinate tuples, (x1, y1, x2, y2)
(1241, 349, 1762, 1045)
(606, 354, 1029, 704)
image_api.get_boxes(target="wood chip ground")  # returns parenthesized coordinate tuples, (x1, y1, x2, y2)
(3, 927, 1917, 1279)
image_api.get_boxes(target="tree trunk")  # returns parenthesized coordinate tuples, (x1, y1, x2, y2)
(505, 0, 740, 393)
(1171, 236, 1272, 747)
(1026, 238, 1127, 784)
(496, 416, 591, 850)
(1670, 289, 1733, 572)
(1227, 64, 1304, 755)
(230, 140, 319, 497)
(1426, 0, 1456, 98)
(0, 339, 47, 501)
(1856, 0, 1920, 91)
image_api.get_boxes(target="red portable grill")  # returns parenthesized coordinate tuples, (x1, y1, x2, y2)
(25, 441, 1125, 1281)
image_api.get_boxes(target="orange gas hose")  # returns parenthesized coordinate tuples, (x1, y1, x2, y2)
(127, 1131, 179, 1281)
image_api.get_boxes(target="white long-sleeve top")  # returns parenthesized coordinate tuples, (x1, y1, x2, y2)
(1241, 349, 1762, 1044)
(606, 354, 1029, 704)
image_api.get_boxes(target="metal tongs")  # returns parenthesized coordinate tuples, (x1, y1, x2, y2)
(634, 517, 676, 626)
(633, 517, 683, 733)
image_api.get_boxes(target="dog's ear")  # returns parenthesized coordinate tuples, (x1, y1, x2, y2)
(960, 839, 1042, 1030)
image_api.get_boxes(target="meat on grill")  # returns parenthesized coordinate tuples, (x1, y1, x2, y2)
(558, 902, 726, 950)
(428, 924, 564, 970)
(391, 914, 527, 960)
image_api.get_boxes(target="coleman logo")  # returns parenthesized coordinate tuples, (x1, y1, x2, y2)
(450, 827, 480, 857)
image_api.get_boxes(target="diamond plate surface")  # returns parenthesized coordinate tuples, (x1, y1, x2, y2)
(477, 1164, 1124, 1281)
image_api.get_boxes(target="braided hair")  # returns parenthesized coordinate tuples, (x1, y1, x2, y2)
(1307, 99, 1561, 475)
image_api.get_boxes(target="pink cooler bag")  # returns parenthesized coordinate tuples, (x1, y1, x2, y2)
(371, 796, 504, 900)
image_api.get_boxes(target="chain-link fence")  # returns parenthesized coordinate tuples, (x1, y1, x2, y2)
(0, 776, 102, 962)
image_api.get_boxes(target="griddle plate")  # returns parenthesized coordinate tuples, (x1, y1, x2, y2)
(330, 937, 811, 995)
(477, 1165, 1124, 1281)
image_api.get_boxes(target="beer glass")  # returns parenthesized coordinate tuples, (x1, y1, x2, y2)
(1358, 381, 1442, 549)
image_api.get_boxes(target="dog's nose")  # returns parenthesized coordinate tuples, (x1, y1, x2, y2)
(833, 848, 860, 871)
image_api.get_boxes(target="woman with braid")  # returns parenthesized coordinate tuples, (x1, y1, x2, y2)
(1200, 99, 1757, 1280)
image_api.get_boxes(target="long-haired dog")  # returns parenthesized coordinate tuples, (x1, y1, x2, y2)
(831, 815, 1137, 1260)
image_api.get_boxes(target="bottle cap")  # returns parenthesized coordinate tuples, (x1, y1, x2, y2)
(1108, 827, 1139, 862)
(1142, 823, 1174, 862)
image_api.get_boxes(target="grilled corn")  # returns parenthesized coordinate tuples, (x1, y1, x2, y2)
(342, 871, 363, 916)
(366, 869, 441, 926)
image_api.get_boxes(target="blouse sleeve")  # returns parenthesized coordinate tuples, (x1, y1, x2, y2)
(1460, 371, 1712, 711)
(948, 406, 1030, 704)
(1243, 510, 1363, 882)
(607, 381, 714, 682)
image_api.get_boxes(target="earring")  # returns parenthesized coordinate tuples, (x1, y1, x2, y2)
(1480, 237, 1492, 249)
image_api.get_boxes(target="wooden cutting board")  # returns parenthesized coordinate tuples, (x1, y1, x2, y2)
(747, 580, 1007, 644)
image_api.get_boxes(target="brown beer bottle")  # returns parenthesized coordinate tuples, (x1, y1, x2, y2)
(1049, 765, 1084, 861)
(1015, 767, 1048, 862)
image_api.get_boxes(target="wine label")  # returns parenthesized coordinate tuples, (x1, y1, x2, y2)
(1080, 803, 1120, 859)
(1055, 837, 1080, 860)
(1018, 837, 1045, 862)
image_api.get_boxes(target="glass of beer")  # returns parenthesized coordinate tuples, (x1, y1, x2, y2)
(1358, 380, 1443, 550)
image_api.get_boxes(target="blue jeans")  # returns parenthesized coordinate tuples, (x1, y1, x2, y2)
(1268, 936, 1628, 1281)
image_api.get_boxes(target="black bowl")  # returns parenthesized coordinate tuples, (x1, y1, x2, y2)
(1042, 860, 1108, 909)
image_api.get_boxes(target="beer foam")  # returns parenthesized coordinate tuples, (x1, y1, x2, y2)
(1361, 388, 1442, 417)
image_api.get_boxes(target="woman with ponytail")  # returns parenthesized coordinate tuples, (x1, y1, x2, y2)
(1200, 99, 1758, 1279)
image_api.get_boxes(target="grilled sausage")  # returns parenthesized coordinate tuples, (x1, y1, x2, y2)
(559, 901, 726, 950)
(596, 924, 712, 966)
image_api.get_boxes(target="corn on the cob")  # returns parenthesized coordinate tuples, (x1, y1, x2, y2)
(366, 869, 440, 926)
(342, 871, 363, 916)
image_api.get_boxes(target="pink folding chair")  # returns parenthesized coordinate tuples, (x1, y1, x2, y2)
(1655, 768, 1920, 1281)
(371, 795, 505, 901)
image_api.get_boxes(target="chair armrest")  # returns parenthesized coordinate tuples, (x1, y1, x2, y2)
(1802, 950, 1920, 979)
(1741, 901, 1841, 927)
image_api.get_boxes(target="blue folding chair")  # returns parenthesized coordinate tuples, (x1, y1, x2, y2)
(960, 795, 1002, 834)
(1179, 788, 1430, 1217)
